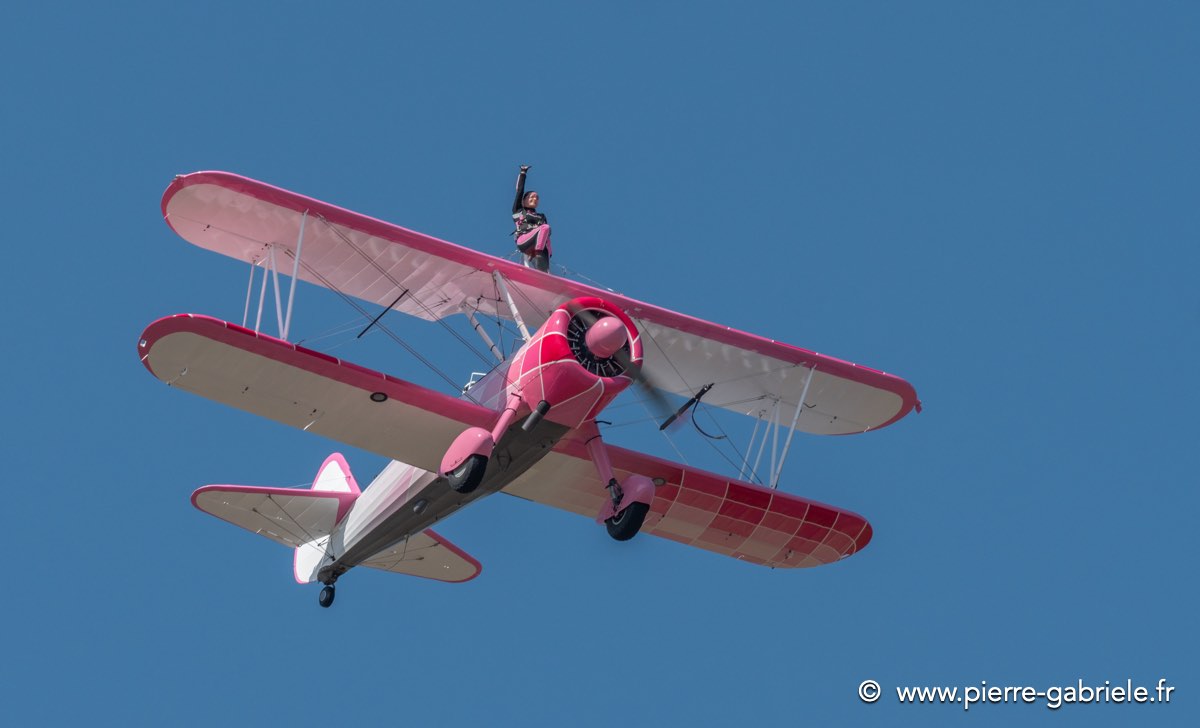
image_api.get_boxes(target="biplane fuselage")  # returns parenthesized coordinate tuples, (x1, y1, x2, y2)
(140, 171, 919, 607)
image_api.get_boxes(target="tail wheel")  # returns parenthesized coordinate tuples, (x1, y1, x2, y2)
(318, 585, 336, 608)
(605, 501, 650, 542)
(447, 454, 488, 494)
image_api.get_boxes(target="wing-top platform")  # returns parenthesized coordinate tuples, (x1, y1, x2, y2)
(144, 314, 872, 569)
(163, 171, 919, 435)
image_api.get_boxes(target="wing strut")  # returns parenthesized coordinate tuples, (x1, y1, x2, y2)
(282, 210, 308, 340)
(239, 213, 310, 341)
(254, 255, 270, 332)
(770, 366, 816, 489)
(492, 271, 532, 341)
(269, 244, 285, 336)
(466, 310, 505, 363)
(737, 407, 765, 481)
(242, 259, 256, 329)
(732, 366, 818, 487)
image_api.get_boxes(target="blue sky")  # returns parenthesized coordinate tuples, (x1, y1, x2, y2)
(2, 2, 1196, 726)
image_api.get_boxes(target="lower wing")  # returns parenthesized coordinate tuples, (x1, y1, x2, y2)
(504, 436, 871, 569)
(143, 314, 870, 569)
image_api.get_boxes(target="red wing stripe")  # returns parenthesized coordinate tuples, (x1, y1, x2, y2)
(599, 442, 873, 568)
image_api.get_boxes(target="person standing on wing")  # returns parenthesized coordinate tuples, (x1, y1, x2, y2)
(512, 164, 552, 272)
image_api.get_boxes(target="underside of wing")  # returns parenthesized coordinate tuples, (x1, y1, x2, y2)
(632, 317, 918, 435)
(503, 434, 872, 569)
(192, 485, 353, 549)
(358, 530, 481, 583)
(138, 314, 495, 469)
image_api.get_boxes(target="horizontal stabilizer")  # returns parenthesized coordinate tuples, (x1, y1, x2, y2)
(192, 484, 355, 549)
(359, 530, 481, 583)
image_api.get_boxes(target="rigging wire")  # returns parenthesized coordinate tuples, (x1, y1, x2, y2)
(295, 317, 376, 347)
(285, 217, 797, 487)
(599, 393, 778, 418)
(284, 249, 479, 401)
(632, 393, 690, 466)
(554, 262, 620, 293)
(633, 326, 781, 485)
(502, 274, 555, 330)
(695, 405, 769, 485)
(314, 215, 498, 368)
(255, 495, 321, 546)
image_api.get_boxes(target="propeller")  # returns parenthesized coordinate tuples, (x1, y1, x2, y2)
(657, 382, 714, 431)
(570, 307, 690, 429)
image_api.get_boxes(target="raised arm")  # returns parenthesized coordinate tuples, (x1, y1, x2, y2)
(512, 165, 530, 214)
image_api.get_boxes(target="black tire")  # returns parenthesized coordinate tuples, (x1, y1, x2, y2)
(447, 453, 488, 494)
(318, 585, 335, 608)
(605, 501, 650, 542)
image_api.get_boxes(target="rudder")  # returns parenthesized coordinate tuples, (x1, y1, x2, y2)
(294, 453, 362, 583)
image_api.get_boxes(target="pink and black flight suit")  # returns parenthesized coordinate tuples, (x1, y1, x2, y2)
(513, 167, 552, 272)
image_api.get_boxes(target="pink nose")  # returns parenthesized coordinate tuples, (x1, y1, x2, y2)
(585, 317, 628, 359)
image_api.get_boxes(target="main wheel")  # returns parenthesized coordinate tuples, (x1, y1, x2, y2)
(447, 453, 488, 494)
(605, 501, 650, 542)
(318, 585, 336, 608)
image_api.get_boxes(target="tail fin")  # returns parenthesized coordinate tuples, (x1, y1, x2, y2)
(311, 453, 362, 495)
(294, 453, 362, 583)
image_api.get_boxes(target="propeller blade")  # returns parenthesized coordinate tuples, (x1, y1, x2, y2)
(658, 383, 713, 431)
(574, 307, 683, 427)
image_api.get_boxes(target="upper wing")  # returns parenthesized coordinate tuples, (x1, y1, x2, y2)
(162, 171, 557, 327)
(162, 172, 918, 434)
(503, 432, 872, 569)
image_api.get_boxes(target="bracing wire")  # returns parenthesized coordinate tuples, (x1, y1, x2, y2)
(284, 249, 479, 401)
(286, 216, 794, 487)
(314, 215, 498, 368)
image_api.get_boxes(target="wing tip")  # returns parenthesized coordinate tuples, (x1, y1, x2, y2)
(424, 528, 483, 583)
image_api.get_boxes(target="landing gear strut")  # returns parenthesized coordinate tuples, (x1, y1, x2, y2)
(318, 583, 336, 608)
(442, 394, 528, 495)
(606, 477, 623, 508)
(585, 425, 654, 542)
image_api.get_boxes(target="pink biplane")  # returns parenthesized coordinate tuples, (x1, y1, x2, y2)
(138, 171, 920, 607)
